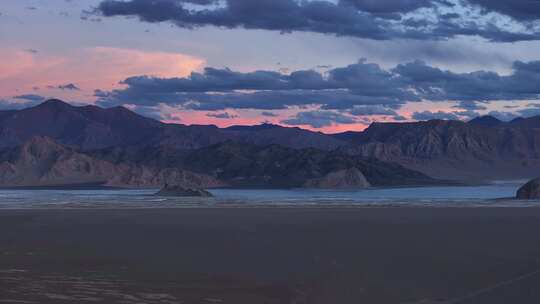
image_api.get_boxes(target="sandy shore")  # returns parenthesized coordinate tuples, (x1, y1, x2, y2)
(2, 207, 540, 303)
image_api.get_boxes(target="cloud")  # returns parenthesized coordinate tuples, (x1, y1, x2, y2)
(394, 60, 540, 101)
(281, 110, 357, 128)
(518, 107, 540, 118)
(261, 111, 278, 117)
(0, 99, 38, 110)
(96, 59, 416, 110)
(57, 83, 81, 91)
(453, 110, 480, 118)
(412, 110, 459, 121)
(96, 58, 540, 113)
(206, 112, 238, 119)
(393, 115, 408, 121)
(94, 0, 540, 42)
(348, 105, 398, 116)
(452, 100, 487, 110)
(467, 0, 540, 21)
(13, 94, 46, 102)
(0, 47, 204, 103)
(339, 0, 444, 14)
(487, 110, 520, 121)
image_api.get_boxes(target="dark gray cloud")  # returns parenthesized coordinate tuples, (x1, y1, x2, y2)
(468, 0, 540, 21)
(487, 110, 520, 121)
(518, 107, 540, 117)
(96, 59, 540, 113)
(0, 100, 36, 110)
(394, 60, 540, 101)
(339, 0, 444, 14)
(94, 0, 540, 42)
(13, 94, 46, 102)
(281, 110, 357, 128)
(206, 112, 238, 119)
(453, 110, 480, 118)
(57, 83, 81, 91)
(452, 100, 487, 110)
(412, 110, 460, 121)
(48, 83, 81, 91)
(393, 115, 408, 121)
(96, 59, 416, 110)
(348, 105, 398, 116)
(261, 111, 278, 117)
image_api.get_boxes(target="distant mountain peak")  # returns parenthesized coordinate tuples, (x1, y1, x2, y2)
(39, 99, 72, 107)
(225, 123, 282, 132)
(468, 115, 503, 127)
(510, 117, 525, 124)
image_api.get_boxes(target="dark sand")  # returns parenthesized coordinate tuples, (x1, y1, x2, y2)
(2, 207, 540, 303)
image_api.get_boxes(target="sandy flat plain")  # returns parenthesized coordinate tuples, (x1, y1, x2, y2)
(2, 207, 540, 303)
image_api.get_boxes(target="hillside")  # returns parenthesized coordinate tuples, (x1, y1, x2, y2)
(0, 100, 347, 151)
(337, 117, 540, 180)
(0, 136, 223, 188)
(4, 100, 540, 184)
(89, 141, 438, 188)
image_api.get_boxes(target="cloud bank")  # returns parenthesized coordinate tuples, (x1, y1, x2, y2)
(96, 59, 540, 114)
(94, 0, 540, 42)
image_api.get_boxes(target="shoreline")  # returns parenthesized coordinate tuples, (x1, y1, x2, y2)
(0, 177, 522, 191)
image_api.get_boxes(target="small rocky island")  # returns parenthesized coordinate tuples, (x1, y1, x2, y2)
(516, 178, 540, 200)
(156, 184, 213, 197)
(304, 168, 371, 189)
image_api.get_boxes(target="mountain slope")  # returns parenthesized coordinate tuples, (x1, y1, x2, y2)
(223, 123, 346, 150)
(102, 141, 437, 188)
(0, 100, 348, 151)
(0, 100, 164, 150)
(0, 136, 222, 188)
(340, 119, 540, 180)
(468, 116, 503, 127)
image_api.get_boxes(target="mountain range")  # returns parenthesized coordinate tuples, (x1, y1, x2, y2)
(0, 99, 344, 151)
(339, 116, 540, 180)
(0, 99, 538, 187)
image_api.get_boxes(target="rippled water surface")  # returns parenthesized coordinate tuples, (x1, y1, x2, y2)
(0, 180, 535, 209)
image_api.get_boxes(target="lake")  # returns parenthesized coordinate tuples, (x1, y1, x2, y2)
(0, 180, 533, 209)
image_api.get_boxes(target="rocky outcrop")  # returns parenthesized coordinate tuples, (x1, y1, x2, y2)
(304, 168, 371, 189)
(156, 184, 213, 197)
(516, 178, 540, 200)
(0, 136, 434, 189)
(337, 118, 540, 181)
(173, 142, 436, 188)
(0, 136, 223, 188)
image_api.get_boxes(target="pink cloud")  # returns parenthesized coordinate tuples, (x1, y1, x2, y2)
(0, 47, 205, 102)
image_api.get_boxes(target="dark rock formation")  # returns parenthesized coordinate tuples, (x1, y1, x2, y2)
(0, 136, 223, 188)
(338, 118, 540, 181)
(156, 184, 213, 197)
(169, 142, 436, 188)
(516, 178, 540, 200)
(304, 168, 371, 189)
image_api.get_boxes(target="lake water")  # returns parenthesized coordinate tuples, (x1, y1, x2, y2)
(0, 180, 535, 209)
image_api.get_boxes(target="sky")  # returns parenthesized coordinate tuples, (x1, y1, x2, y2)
(3, 0, 540, 133)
